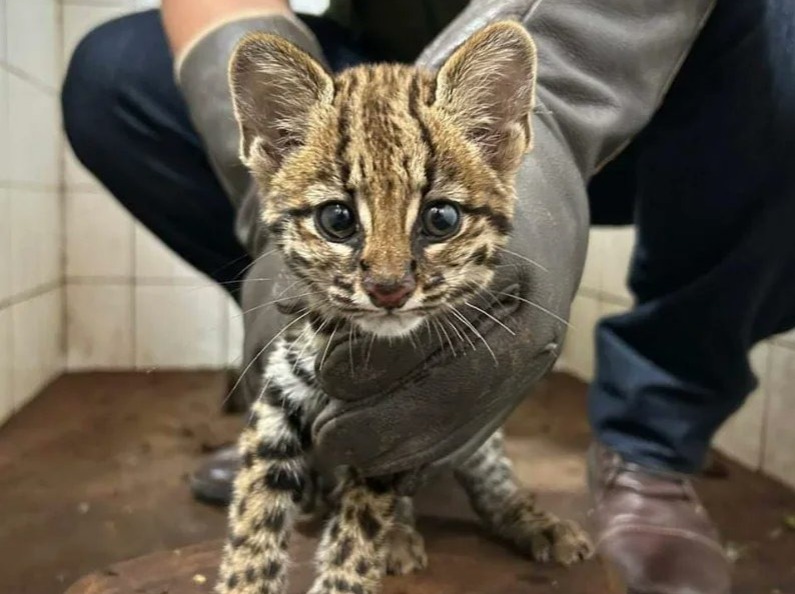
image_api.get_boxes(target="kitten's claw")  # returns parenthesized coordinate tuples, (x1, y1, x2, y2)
(511, 513, 594, 565)
(384, 524, 428, 575)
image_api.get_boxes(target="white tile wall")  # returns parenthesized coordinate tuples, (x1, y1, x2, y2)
(0, 67, 8, 183)
(228, 300, 244, 366)
(6, 73, 60, 187)
(597, 227, 635, 305)
(135, 285, 226, 369)
(66, 191, 134, 278)
(6, 0, 60, 89)
(0, 188, 10, 304)
(714, 343, 770, 470)
(561, 294, 599, 382)
(0, 0, 65, 425)
(9, 190, 61, 296)
(0, 0, 7, 61)
(0, 307, 12, 425)
(134, 223, 205, 283)
(11, 288, 63, 409)
(764, 344, 795, 490)
(66, 283, 133, 369)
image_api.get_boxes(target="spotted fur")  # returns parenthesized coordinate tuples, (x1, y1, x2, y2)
(218, 22, 592, 594)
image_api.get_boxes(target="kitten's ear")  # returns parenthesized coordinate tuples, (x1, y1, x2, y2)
(434, 21, 537, 173)
(229, 33, 334, 173)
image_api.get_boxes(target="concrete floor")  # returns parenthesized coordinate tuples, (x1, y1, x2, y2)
(0, 372, 794, 594)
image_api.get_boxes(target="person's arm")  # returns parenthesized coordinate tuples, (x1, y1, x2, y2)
(162, 0, 291, 58)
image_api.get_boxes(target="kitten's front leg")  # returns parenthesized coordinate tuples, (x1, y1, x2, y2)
(308, 474, 400, 594)
(455, 430, 594, 565)
(216, 393, 307, 594)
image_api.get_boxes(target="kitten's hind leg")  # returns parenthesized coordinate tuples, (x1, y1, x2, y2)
(455, 430, 593, 566)
(309, 474, 400, 594)
(216, 391, 307, 594)
(384, 497, 427, 576)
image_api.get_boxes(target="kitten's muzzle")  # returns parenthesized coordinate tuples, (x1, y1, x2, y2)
(362, 274, 416, 310)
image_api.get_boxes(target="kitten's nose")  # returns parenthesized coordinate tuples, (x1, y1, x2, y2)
(363, 276, 416, 310)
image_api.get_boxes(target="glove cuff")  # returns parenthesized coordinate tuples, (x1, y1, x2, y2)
(175, 13, 328, 253)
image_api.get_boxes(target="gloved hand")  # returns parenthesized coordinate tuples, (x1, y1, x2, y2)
(176, 0, 715, 486)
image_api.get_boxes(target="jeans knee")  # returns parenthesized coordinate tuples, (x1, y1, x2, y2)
(61, 17, 134, 170)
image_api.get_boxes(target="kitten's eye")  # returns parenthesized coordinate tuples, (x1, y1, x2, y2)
(422, 201, 461, 239)
(316, 202, 357, 241)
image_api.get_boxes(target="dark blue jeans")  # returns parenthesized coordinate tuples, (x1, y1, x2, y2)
(62, 2, 795, 474)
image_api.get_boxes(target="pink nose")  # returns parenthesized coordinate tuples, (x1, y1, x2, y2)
(364, 278, 416, 310)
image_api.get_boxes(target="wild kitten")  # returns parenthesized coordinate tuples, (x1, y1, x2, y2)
(217, 21, 593, 594)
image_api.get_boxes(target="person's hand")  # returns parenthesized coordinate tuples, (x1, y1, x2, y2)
(162, 0, 291, 57)
(310, 114, 588, 486)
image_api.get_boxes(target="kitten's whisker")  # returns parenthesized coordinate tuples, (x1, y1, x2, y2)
(237, 247, 279, 278)
(496, 247, 549, 272)
(272, 278, 304, 301)
(364, 331, 377, 368)
(442, 312, 475, 351)
(223, 307, 312, 406)
(465, 302, 516, 336)
(236, 291, 324, 318)
(183, 277, 276, 296)
(347, 323, 355, 373)
(318, 320, 342, 371)
(432, 318, 457, 356)
(406, 328, 419, 351)
(251, 374, 272, 408)
(449, 306, 497, 364)
(496, 292, 572, 328)
(207, 252, 255, 279)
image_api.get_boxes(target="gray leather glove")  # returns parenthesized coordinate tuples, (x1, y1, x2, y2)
(176, 1, 715, 483)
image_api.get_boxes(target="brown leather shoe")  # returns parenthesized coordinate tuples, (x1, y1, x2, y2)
(190, 445, 239, 506)
(588, 443, 731, 594)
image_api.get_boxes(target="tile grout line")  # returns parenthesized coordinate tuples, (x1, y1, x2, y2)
(0, 181, 62, 192)
(0, 61, 59, 96)
(0, 280, 63, 312)
(58, 0, 70, 372)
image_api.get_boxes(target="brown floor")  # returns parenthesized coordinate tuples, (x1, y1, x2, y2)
(0, 372, 794, 594)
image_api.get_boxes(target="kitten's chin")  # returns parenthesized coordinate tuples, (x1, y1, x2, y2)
(354, 313, 424, 338)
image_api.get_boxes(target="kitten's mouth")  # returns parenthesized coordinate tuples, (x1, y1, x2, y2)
(324, 295, 454, 338)
(353, 310, 425, 338)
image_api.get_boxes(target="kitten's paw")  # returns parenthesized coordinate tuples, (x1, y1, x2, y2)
(540, 518, 594, 565)
(307, 576, 373, 594)
(384, 525, 428, 576)
(509, 512, 594, 565)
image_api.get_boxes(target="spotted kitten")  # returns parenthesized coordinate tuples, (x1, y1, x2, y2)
(217, 21, 592, 594)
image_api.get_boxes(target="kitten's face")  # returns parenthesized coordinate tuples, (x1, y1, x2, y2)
(230, 23, 537, 337)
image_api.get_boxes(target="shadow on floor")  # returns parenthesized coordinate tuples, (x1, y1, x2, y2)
(0, 372, 793, 594)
